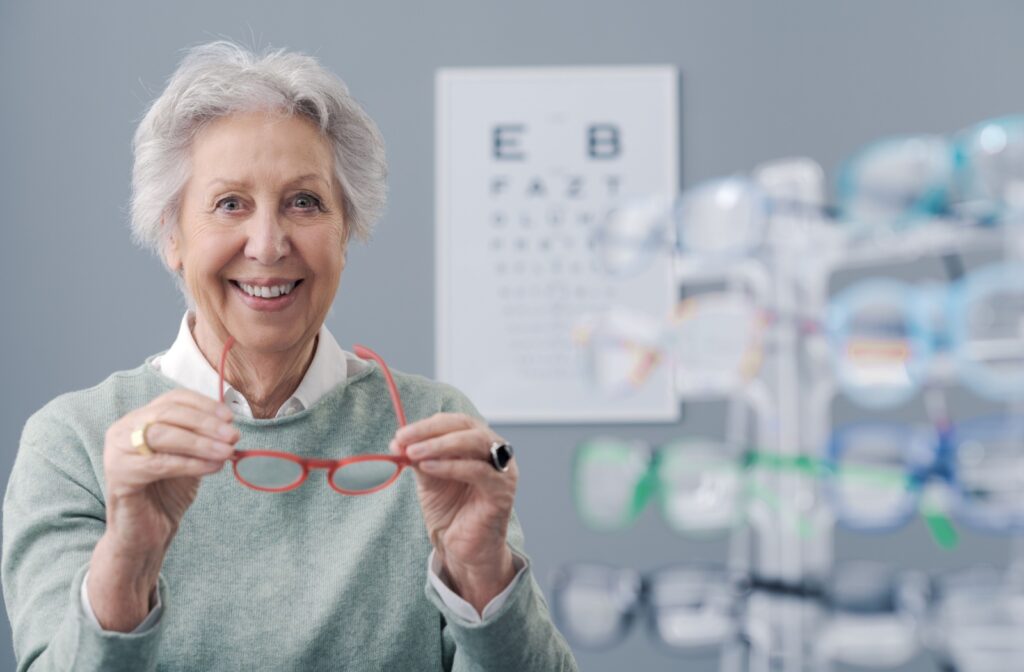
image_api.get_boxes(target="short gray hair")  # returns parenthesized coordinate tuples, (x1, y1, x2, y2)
(130, 40, 387, 264)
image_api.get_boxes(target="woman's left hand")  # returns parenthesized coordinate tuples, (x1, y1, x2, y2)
(390, 413, 518, 612)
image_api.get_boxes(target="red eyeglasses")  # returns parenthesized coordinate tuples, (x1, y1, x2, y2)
(219, 336, 412, 495)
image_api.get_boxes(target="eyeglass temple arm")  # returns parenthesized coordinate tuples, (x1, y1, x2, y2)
(353, 345, 408, 428)
(219, 338, 409, 429)
(746, 450, 961, 550)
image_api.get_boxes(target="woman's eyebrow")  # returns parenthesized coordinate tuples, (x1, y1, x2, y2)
(205, 177, 250, 191)
(284, 174, 331, 190)
(205, 174, 329, 190)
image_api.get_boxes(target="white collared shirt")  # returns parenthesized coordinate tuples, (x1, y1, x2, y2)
(152, 312, 369, 419)
(82, 312, 525, 632)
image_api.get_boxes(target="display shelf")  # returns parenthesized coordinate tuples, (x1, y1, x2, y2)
(666, 216, 1022, 672)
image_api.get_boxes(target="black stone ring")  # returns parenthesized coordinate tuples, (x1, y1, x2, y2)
(489, 442, 514, 472)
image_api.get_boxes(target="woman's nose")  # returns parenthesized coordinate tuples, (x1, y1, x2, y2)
(244, 207, 291, 265)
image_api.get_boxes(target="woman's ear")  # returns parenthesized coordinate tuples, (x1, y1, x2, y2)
(162, 218, 183, 272)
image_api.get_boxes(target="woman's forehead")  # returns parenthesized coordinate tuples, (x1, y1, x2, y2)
(190, 111, 335, 187)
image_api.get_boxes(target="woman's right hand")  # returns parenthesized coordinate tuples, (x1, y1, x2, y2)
(88, 389, 238, 631)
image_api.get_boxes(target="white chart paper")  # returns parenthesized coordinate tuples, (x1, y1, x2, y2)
(436, 66, 680, 423)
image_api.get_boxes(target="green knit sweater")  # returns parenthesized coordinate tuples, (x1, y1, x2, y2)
(2, 358, 578, 671)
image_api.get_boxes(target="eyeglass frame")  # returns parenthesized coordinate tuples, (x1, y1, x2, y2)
(579, 260, 1024, 406)
(592, 176, 831, 277)
(826, 261, 1024, 408)
(219, 336, 412, 495)
(572, 433, 973, 548)
(572, 438, 827, 539)
(574, 289, 820, 397)
(593, 115, 1024, 278)
(550, 560, 924, 664)
(824, 415, 1024, 541)
(549, 561, 751, 656)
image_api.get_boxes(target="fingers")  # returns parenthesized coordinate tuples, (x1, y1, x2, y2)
(392, 412, 516, 485)
(133, 423, 236, 461)
(417, 457, 517, 494)
(404, 428, 489, 461)
(119, 451, 226, 487)
(117, 402, 238, 463)
(138, 401, 238, 452)
(160, 388, 235, 421)
(394, 413, 478, 447)
(105, 389, 239, 491)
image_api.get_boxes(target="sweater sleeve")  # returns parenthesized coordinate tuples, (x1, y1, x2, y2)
(424, 385, 579, 672)
(2, 406, 168, 671)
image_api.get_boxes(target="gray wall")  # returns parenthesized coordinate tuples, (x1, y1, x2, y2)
(2, 1, 1023, 670)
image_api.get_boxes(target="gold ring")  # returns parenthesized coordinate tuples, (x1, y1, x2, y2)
(130, 422, 154, 457)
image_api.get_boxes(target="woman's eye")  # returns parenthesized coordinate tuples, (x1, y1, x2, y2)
(292, 193, 322, 210)
(216, 197, 242, 212)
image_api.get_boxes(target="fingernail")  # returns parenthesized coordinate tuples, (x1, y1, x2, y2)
(407, 444, 425, 459)
(219, 424, 236, 439)
(419, 460, 440, 471)
(217, 405, 233, 421)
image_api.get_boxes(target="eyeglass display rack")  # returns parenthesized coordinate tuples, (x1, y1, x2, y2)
(664, 215, 1022, 672)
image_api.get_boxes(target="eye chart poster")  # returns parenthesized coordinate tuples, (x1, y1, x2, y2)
(436, 67, 679, 423)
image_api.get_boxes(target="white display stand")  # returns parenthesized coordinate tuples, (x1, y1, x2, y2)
(678, 221, 1014, 672)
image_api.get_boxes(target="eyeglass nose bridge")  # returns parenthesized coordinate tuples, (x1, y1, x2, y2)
(305, 458, 339, 470)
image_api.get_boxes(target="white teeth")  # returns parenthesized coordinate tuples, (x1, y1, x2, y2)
(238, 281, 297, 298)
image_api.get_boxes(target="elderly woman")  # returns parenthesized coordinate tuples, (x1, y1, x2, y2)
(2, 41, 578, 671)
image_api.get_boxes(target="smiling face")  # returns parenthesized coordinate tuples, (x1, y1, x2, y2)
(165, 110, 347, 356)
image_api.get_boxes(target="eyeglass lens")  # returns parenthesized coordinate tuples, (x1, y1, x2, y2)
(575, 439, 651, 530)
(555, 566, 641, 648)
(234, 455, 401, 494)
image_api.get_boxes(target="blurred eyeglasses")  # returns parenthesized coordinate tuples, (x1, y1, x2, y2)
(592, 161, 828, 277)
(551, 561, 926, 669)
(837, 134, 957, 233)
(572, 418, 1013, 550)
(955, 115, 1024, 219)
(824, 415, 1024, 547)
(571, 307, 667, 397)
(833, 116, 1024, 234)
(574, 259, 1024, 404)
(827, 262, 1024, 408)
(813, 562, 928, 669)
(219, 337, 412, 495)
(592, 116, 1024, 277)
(550, 562, 748, 656)
(572, 290, 817, 397)
(573, 437, 822, 538)
(924, 567, 1024, 672)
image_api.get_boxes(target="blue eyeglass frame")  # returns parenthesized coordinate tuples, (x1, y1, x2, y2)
(824, 415, 1024, 537)
(836, 134, 957, 233)
(837, 116, 1024, 231)
(826, 261, 1024, 408)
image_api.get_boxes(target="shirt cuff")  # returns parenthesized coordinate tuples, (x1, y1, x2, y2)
(427, 547, 528, 624)
(81, 569, 163, 634)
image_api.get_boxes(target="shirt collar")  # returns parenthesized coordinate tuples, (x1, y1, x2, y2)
(152, 312, 362, 418)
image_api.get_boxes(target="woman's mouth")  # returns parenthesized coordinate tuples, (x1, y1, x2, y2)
(229, 279, 304, 312)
